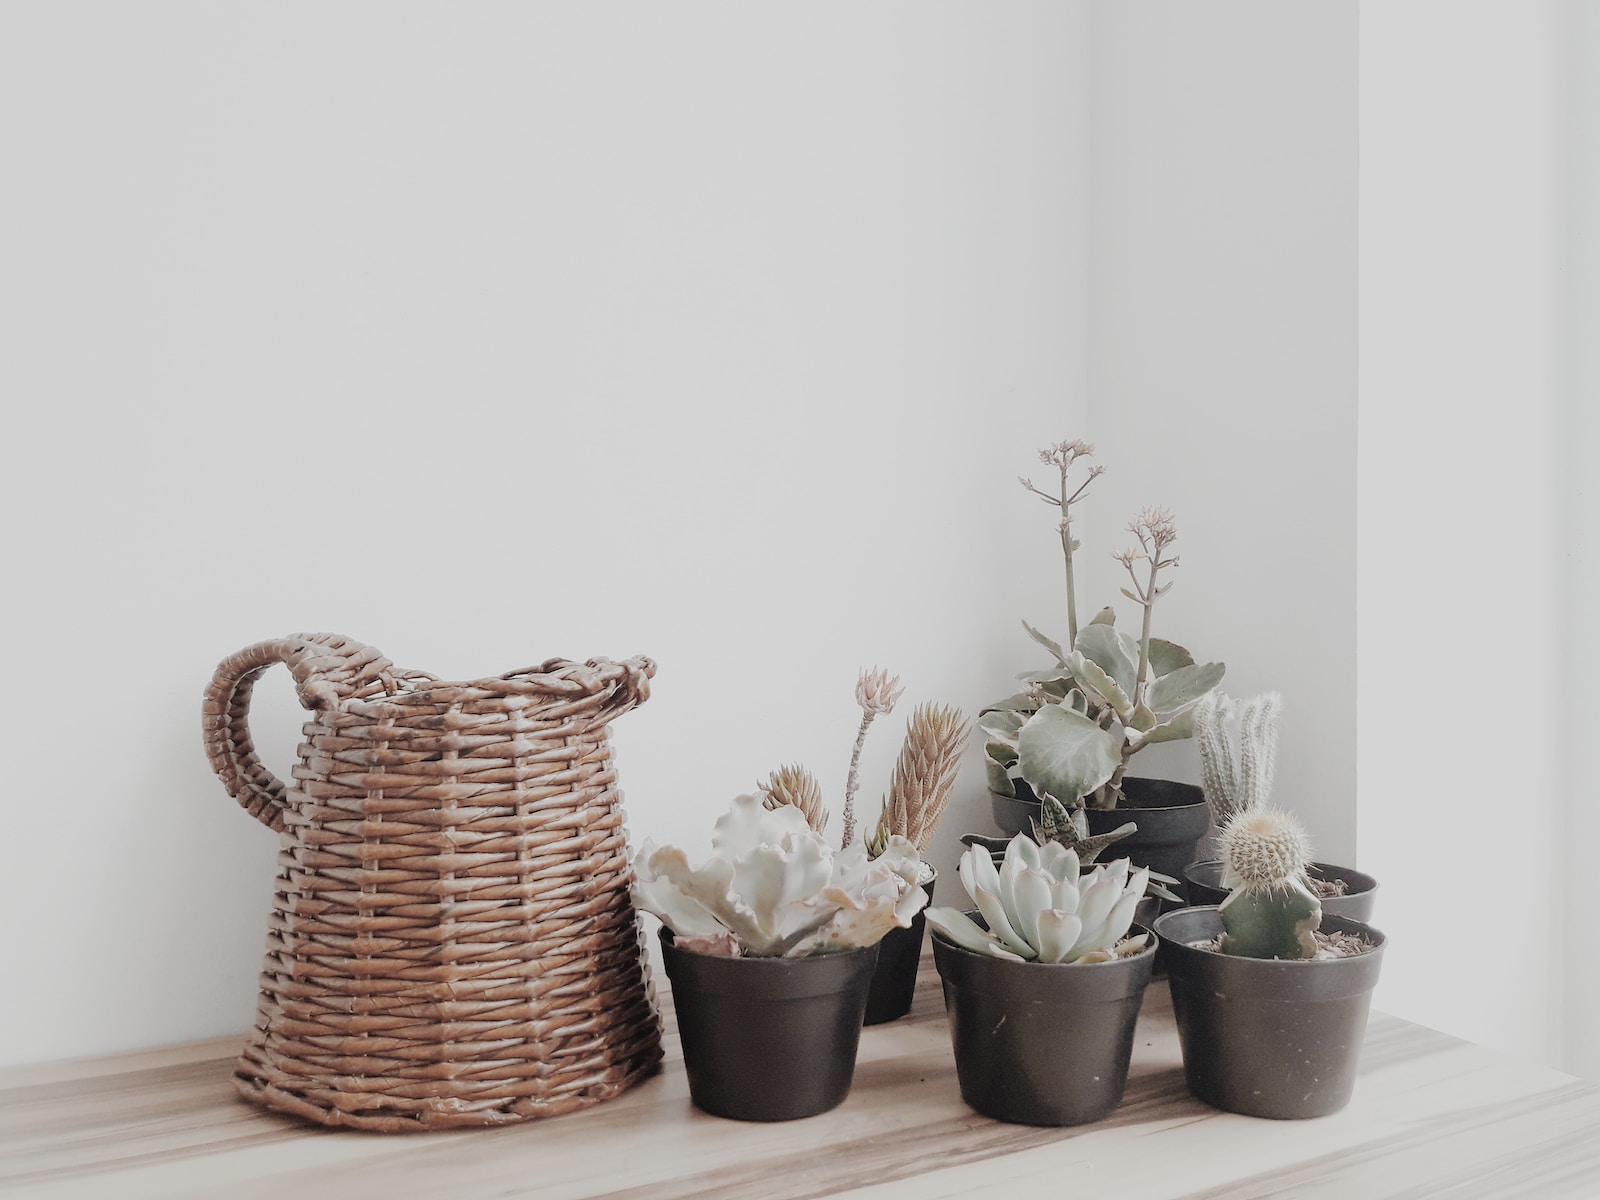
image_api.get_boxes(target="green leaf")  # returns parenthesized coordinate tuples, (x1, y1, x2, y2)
(1128, 708, 1196, 747)
(1127, 702, 1158, 732)
(985, 739, 1019, 768)
(979, 709, 1026, 741)
(1016, 705, 1121, 806)
(984, 693, 1041, 714)
(1088, 607, 1117, 626)
(1017, 667, 1074, 685)
(985, 757, 1017, 797)
(1147, 637, 1196, 677)
(1021, 620, 1069, 667)
(1069, 652, 1132, 715)
(1074, 623, 1138, 700)
(1040, 678, 1073, 702)
(1147, 661, 1227, 714)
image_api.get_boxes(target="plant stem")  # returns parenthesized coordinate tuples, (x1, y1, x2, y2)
(1058, 460, 1080, 645)
(842, 711, 875, 849)
(1134, 556, 1159, 702)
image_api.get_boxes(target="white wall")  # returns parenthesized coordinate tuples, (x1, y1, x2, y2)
(1359, 0, 1568, 1067)
(0, 3, 1093, 1067)
(1085, 1, 1359, 862)
(1562, 0, 1600, 1081)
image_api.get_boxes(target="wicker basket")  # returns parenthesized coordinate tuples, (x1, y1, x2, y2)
(202, 632, 663, 1131)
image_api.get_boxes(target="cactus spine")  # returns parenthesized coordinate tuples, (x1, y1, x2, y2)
(1217, 808, 1320, 960)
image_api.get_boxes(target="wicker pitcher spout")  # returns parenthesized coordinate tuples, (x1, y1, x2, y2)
(202, 633, 662, 1131)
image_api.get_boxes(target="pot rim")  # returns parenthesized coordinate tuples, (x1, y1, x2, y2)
(1184, 859, 1379, 896)
(1153, 905, 1387, 964)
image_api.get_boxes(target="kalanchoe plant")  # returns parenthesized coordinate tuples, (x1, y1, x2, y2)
(633, 794, 927, 958)
(925, 834, 1151, 964)
(983, 440, 1226, 822)
(1216, 809, 1321, 960)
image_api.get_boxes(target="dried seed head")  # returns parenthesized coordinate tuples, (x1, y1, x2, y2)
(855, 667, 904, 716)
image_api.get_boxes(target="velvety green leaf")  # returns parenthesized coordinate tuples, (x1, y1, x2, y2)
(1070, 652, 1132, 715)
(985, 739, 1019, 768)
(1127, 702, 1158, 732)
(983, 693, 1040, 714)
(1016, 704, 1121, 805)
(1129, 708, 1196, 747)
(1017, 667, 1074, 685)
(1021, 620, 1068, 666)
(1147, 661, 1226, 714)
(1074, 623, 1138, 700)
(1040, 678, 1073, 702)
(1088, 606, 1117, 626)
(979, 709, 1026, 741)
(1147, 637, 1196, 677)
(985, 757, 1017, 796)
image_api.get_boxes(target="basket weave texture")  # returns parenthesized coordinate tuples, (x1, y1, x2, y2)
(202, 633, 662, 1132)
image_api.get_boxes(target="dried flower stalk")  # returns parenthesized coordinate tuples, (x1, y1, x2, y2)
(842, 667, 902, 848)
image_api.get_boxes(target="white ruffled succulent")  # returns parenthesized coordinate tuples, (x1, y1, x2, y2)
(925, 834, 1150, 964)
(633, 793, 928, 957)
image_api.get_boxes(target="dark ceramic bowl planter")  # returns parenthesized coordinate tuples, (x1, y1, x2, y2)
(1152, 906, 1386, 1120)
(931, 924, 1157, 1126)
(990, 777, 1210, 902)
(1183, 860, 1378, 922)
(863, 869, 937, 1026)
(658, 928, 880, 1121)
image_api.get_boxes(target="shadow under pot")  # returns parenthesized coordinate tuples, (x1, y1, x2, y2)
(1183, 860, 1378, 923)
(658, 928, 879, 1121)
(863, 867, 937, 1026)
(990, 778, 1211, 901)
(1152, 906, 1387, 1120)
(931, 919, 1157, 1126)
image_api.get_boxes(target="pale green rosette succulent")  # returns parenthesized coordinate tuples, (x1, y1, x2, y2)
(924, 834, 1150, 964)
(633, 793, 927, 958)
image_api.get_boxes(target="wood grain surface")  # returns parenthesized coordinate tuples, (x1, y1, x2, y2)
(5, 958, 1599, 1199)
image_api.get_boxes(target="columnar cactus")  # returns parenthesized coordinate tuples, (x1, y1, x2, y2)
(1216, 809, 1321, 960)
(1194, 690, 1282, 826)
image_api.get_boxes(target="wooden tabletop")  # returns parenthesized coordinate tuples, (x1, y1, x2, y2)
(6, 957, 1600, 1200)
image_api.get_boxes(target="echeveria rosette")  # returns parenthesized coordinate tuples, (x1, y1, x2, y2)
(924, 835, 1150, 964)
(632, 793, 927, 957)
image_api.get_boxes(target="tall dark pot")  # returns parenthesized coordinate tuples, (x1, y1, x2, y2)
(1152, 907, 1386, 1119)
(931, 924, 1156, 1126)
(863, 869, 937, 1026)
(1184, 860, 1378, 922)
(990, 778, 1210, 901)
(658, 929, 879, 1121)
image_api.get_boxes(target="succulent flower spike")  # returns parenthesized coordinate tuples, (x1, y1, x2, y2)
(1216, 809, 1321, 960)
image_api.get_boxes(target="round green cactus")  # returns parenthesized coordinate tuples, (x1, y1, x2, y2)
(1216, 809, 1321, 960)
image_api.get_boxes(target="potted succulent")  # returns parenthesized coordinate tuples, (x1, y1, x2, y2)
(982, 440, 1223, 883)
(924, 835, 1157, 1126)
(1153, 808, 1387, 1119)
(1182, 691, 1378, 921)
(757, 668, 970, 1026)
(633, 793, 927, 1121)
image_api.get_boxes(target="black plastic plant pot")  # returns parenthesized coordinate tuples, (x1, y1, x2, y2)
(931, 922, 1157, 1126)
(863, 870, 937, 1026)
(1152, 906, 1387, 1120)
(990, 778, 1210, 903)
(658, 928, 879, 1121)
(1183, 860, 1379, 922)
(1083, 778, 1210, 896)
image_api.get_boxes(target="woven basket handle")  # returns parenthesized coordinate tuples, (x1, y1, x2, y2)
(201, 633, 397, 832)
